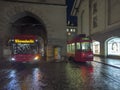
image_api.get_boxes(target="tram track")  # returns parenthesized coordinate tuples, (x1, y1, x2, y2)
(92, 61, 120, 86)
(100, 70, 120, 86)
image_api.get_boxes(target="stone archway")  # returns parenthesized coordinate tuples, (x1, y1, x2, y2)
(10, 11, 47, 44)
(10, 11, 48, 59)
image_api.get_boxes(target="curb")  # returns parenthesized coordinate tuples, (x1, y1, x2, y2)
(94, 60, 120, 69)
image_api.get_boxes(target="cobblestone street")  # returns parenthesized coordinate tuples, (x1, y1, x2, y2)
(0, 58, 120, 90)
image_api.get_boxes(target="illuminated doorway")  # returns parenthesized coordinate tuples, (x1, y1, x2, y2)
(93, 40, 100, 55)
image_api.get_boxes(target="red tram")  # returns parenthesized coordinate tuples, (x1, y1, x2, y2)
(67, 34, 93, 62)
(8, 35, 43, 63)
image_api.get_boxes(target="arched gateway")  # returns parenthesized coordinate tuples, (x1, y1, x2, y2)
(0, 1, 66, 60)
(9, 11, 47, 59)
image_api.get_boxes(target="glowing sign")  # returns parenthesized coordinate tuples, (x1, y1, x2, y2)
(15, 39, 34, 43)
(82, 38, 90, 40)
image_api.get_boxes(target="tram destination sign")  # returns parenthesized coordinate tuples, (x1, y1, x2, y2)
(82, 38, 90, 40)
(15, 39, 34, 43)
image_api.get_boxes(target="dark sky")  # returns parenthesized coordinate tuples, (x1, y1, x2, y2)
(66, 0, 77, 26)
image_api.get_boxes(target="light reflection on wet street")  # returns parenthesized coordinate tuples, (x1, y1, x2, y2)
(0, 60, 120, 90)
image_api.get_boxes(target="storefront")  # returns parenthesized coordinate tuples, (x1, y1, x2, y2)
(93, 40, 100, 55)
(107, 37, 120, 56)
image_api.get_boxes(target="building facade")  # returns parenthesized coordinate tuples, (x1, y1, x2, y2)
(0, 0, 66, 60)
(71, 0, 120, 58)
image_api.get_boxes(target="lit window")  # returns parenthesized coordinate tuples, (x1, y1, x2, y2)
(70, 29, 73, 32)
(76, 42, 81, 50)
(66, 29, 69, 32)
(73, 29, 76, 32)
(108, 38, 120, 56)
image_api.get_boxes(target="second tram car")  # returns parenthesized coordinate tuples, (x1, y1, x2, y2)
(67, 34, 93, 62)
(8, 35, 44, 63)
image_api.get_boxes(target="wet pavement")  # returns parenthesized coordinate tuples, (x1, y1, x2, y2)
(93, 56, 120, 68)
(0, 57, 120, 90)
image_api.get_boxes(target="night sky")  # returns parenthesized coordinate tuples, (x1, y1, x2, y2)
(66, 0, 77, 26)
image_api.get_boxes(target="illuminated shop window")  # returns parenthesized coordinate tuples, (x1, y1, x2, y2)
(108, 38, 120, 56)
(93, 41, 100, 54)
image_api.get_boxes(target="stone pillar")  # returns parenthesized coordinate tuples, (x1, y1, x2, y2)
(100, 41, 105, 57)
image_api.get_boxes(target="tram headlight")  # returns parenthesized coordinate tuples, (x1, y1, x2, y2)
(34, 55, 40, 60)
(11, 57, 15, 61)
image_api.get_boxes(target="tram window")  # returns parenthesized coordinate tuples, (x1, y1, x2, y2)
(71, 43, 75, 53)
(69, 44, 72, 52)
(81, 42, 91, 51)
(76, 42, 81, 50)
(67, 44, 70, 53)
(69, 44, 71, 53)
(12, 43, 38, 54)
